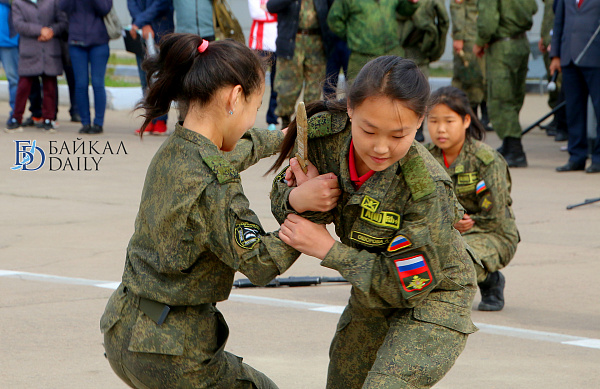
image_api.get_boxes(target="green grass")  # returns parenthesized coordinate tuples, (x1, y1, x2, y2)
(107, 53, 138, 66)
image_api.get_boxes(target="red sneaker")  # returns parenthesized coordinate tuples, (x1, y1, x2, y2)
(135, 121, 154, 135)
(151, 120, 168, 135)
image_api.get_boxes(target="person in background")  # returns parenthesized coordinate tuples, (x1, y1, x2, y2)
(6, 0, 67, 133)
(327, 0, 420, 82)
(426, 86, 519, 312)
(474, 0, 538, 168)
(550, 0, 600, 173)
(249, 0, 279, 131)
(0, 0, 19, 128)
(450, 0, 492, 132)
(59, 0, 112, 135)
(267, 0, 334, 130)
(172, 0, 214, 40)
(128, 0, 174, 135)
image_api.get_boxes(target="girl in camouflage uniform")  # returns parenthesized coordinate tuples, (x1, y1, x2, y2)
(269, 57, 478, 389)
(100, 35, 307, 388)
(426, 86, 519, 311)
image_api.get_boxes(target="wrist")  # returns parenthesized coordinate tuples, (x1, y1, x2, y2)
(288, 187, 306, 213)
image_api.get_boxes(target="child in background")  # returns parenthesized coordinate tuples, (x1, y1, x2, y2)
(101, 35, 314, 388)
(6, 0, 67, 133)
(248, 0, 279, 131)
(270, 57, 478, 389)
(426, 86, 519, 311)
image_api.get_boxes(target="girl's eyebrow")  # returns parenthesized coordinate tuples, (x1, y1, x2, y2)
(363, 118, 405, 132)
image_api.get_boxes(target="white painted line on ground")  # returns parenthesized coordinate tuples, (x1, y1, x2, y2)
(1, 269, 598, 350)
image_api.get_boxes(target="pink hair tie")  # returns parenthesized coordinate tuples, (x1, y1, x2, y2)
(198, 39, 209, 53)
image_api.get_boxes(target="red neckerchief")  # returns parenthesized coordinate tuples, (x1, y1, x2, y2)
(442, 150, 450, 168)
(349, 139, 375, 190)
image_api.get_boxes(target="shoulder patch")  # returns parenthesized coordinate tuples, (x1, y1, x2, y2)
(203, 155, 239, 184)
(475, 147, 494, 166)
(307, 112, 348, 139)
(401, 153, 436, 201)
(393, 253, 435, 295)
(234, 221, 261, 250)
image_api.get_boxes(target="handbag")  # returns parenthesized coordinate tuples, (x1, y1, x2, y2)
(104, 4, 123, 40)
(212, 0, 245, 44)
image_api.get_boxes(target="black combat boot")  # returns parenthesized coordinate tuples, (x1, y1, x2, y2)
(480, 101, 493, 131)
(503, 137, 528, 168)
(478, 271, 505, 311)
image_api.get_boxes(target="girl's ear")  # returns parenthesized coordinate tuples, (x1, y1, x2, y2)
(463, 113, 472, 131)
(226, 85, 243, 113)
(346, 99, 353, 120)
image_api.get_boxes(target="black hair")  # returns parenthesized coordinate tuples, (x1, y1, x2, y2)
(269, 56, 430, 173)
(137, 34, 266, 135)
(429, 86, 486, 141)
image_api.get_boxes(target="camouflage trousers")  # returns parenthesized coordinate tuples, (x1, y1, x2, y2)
(485, 38, 529, 139)
(452, 40, 486, 105)
(463, 232, 517, 283)
(326, 292, 469, 389)
(101, 284, 278, 389)
(274, 34, 326, 117)
(346, 46, 405, 83)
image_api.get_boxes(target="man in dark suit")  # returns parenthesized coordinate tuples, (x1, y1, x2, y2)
(550, 0, 600, 173)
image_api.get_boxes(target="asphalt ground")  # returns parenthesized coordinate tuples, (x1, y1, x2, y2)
(1, 92, 599, 388)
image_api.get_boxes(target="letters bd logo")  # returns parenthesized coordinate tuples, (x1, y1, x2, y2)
(11, 140, 46, 171)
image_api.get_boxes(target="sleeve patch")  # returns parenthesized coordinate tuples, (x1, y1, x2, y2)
(234, 221, 261, 250)
(272, 166, 288, 190)
(393, 253, 434, 293)
(388, 234, 412, 252)
(475, 180, 487, 195)
(480, 193, 493, 211)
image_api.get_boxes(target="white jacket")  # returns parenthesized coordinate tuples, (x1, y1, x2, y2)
(248, 0, 277, 52)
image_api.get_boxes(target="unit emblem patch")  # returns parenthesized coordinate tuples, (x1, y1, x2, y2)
(234, 221, 261, 250)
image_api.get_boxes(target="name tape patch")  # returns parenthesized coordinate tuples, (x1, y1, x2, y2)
(350, 231, 391, 247)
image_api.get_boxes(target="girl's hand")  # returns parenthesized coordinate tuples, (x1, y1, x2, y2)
(279, 214, 336, 259)
(285, 157, 319, 186)
(454, 214, 475, 233)
(288, 170, 340, 213)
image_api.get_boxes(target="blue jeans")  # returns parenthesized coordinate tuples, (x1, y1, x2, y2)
(0, 46, 19, 116)
(69, 43, 110, 126)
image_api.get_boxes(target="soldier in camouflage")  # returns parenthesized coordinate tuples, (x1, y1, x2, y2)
(426, 86, 519, 311)
(327, 0, 420, 81)
(450, 0, 492, 131)
(267, 0, 333, 129)
(100, 36, 301, 388)
(474, 0, 537, 168)
(269, 57, 478, 389)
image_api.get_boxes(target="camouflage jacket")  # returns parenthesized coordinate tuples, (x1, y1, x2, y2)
(122, 124, 300, 306)
(425, 138, 519, 243)
(271, 112, 477, 333)
(398, 0, 449, 62)
(541, 0, 555, 47)
(327, 0, 419, 56)
(475, 0, 538, 47)
(450, 0, 478, 42)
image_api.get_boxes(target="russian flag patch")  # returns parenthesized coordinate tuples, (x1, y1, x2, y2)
(393, 254, 433, 293)
(476, 180, 487, 195)
(388, 235, 412, 252)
